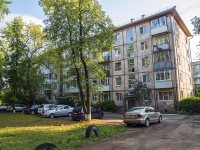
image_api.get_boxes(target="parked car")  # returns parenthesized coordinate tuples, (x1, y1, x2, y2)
(37, 104, 55, 115)
(6, 104, 26, 112)
(42, 105, 74, 118)
(123, 107, 162, 127)
(71, 106, 104, 121)
(0, 104, 7, 112)
(24, 104, 41, 115)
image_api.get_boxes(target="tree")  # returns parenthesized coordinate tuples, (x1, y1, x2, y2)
(39, 0, 115, 120)
(191, 16, 200, 36)
(129, 82, 152, 106)
(1, 17, 46, 104)
(0, 0, 11, 21)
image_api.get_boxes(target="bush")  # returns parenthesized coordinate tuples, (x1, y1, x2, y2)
(94, 100, 117, 113)
(57, 96, 77, 107)
(178, 96, 200, 114)
(35, 97, 49, 104)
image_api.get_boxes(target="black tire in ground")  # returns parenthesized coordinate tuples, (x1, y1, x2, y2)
(85, 125, 100, 138)
(35, 142, 56, 150)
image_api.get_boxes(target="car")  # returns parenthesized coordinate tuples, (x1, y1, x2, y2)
(71, 106, 104, 121)
(6, 104, 26, 112)
(37, 104, 55, 115)
(123, 106, 162, 127)
(24, 104, 41, 115)
(42, 105, 74, 118)
(0, 104, 7, 112)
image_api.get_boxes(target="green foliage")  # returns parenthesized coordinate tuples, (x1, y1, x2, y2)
(39, 0, 115, 117)
(178, 96, 200, 114)
(35, 97, 49, 105)
(129, 82, 152, 106)
(58, 96, 78, 107)
(191, 16, 200, 35)
(1, 17, 45, 104)
(94, 100, 117, 113)
(0, 0, 11, 21)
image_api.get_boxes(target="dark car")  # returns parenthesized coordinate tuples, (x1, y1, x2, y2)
(72, 106, 104, 121)
(24, 104, 40, 115)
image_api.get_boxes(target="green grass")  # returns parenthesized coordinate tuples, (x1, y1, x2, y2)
(0, 112, 128, 150)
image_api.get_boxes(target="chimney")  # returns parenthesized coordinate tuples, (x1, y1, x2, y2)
(141, 14, 145, 19)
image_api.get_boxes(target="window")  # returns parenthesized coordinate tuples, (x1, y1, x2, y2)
(126, 29, 133, 42)
(151, 16, 166, 29)
(102, 94, 109, 101)
(141, 41, 148, 50)
(116, 77, 121, 86)
(128, 75, 135, 89)
(115, 48, 121, 56)
(143, 74, 150, 83)
(156, 36, 168, 45)
(179, 73, 182, 82)
(155, 70, 171, 81)
(128, 59, 134, 72)
(140, 26, 147, 34)
(53, 74, 57, 80)
(188, 63, 191, 72)
(115, 34, 120, 42)
(177, 55, 180, 65)
(154, 51, 170, 63)
(116, 93, 122, 101)
(127, 44, 134, 57)
(159, 91, 172, 100)
(54, 84, 57, 90)
(92, 94, 97, 101)
(66, 72, 70, 77)
(142, 57, 149, 67)
(71, 80, 77, 88)
(115, 62, 121, 71)
(100, 77, 109, 85)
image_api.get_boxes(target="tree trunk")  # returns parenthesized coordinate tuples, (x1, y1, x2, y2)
(85, 113, 91, 121)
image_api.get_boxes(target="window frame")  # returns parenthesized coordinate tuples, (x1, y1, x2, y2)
(115, 62, 121, 71)
(141, 41, 148, 50)
(116, 77, 122, 86)
(155, 70, 171, 81)
(142, 57, 149, 67)
(140, 26, 147, 34)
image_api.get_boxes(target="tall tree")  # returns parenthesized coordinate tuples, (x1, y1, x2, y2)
(1, 17, 45, 104)
(39, 0, 115, 120)
(191, 16, 200, 36)
(0, 0, 11, 21)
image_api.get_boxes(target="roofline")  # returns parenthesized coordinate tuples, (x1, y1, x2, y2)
(114, 6, 192, 37)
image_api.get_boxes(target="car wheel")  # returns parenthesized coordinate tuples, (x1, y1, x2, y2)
(35, 142, 56, 150)
(145, 119, 150, 127)
(67, 112, 72, 117)
(158, 116, 162, 123)
(85, 125, 100, 138)
(49, 113, 55, 119)
(31, 111, 35, 115)
(126, 123, 132, 126)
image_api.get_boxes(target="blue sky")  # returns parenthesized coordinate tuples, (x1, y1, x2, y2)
(3, 0, 200, 60)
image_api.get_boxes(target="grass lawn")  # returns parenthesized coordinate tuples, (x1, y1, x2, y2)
(0, 112, 128, 150)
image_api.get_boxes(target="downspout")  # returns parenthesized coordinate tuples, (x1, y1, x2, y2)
(122, 29, 126, 111)
(188, 35, 194, 95)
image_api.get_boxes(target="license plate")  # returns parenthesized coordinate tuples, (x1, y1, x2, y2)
(73, 113, 77, 114)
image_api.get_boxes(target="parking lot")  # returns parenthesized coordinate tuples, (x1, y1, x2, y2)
(72, 113, 200, 150)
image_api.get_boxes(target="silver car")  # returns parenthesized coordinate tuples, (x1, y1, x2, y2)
(123, 107, 162, 127)
(42, 105, 74, 118)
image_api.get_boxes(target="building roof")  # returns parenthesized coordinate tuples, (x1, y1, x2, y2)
(114, 6, 192, 37)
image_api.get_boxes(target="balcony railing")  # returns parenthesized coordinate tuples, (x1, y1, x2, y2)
(153, 61, 172, 70)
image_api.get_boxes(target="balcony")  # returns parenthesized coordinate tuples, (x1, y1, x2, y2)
(153, 43, 169, 52)
(153, 61, 172, 71)
(65, 88, 79, 93)
(104, 71, 110, 77)
(99, 85, 111, 91)
(99, 56, 110, 64)
(155, 81, 172, 88)
(151, 25, 168, 36)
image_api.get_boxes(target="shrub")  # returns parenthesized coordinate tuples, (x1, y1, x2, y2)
(35, 97, 49, 104)
(178, 96, 200, 114)
(94, 100, 117, 113)
(57, 96, 78, 107)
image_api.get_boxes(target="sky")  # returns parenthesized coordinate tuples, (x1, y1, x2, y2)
(2, 0, 200, 61)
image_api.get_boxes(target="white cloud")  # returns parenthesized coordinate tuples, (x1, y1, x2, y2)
(0, 13, 44, 27)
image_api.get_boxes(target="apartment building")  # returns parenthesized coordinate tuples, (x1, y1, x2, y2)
(41, 6, 193, 112)
(192, 61, 200, 88)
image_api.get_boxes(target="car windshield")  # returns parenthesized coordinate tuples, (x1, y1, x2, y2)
(127, 107, 144, 113)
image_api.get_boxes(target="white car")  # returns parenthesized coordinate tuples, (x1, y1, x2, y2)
(0, 104, 7, 111)
(37, 104, 55, 115)
(42, 105, 74, 118)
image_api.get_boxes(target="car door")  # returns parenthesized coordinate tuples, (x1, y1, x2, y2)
(145, 107, 154, 121)
(55, 106, 62, 116)
(62, 105, 69, 116)
(149, 107, 157, 122)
